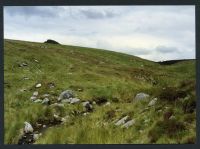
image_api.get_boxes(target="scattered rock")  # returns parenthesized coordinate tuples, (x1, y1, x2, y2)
(24, 122, 33, 133)
(148, 98, 157, 107)
(70, 98, 80, 104)
(53, 114, 61, 121)
(92, 101, 96, 105)
(42, 98, 50, 105)
(23, 77, 29, 80)
(34, 99, 42, 103)
(48, 82, 55, 88)
(43, 125, 46, 128)
(115, 116, 129, 126)
(20, 89, 27, 92)
(77, 88, 83, 92)
(62, 115, 70, 122)
(42, 94, 50, 98)
(58, 90, 74, 101)
(122, 119, 135, 128)
(19, 62, 28, 67)
(104, 102, 111, 106)
(61, 99, 71, 103)
(82, 101, 93, 112)
(134, 93, 150, 101)
(34, 59, 39, 63)
(33, 134, 41, 141)
(83, 112, 89, 116)
(33, 91, 39, 96)
(30, 96, 37, 101)
(35, 83, 41, 88)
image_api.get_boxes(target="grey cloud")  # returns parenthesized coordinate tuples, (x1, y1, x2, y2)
(4, 6, 58, 18)
(155, 46, 179, 53)
(80, 9, 117, 19)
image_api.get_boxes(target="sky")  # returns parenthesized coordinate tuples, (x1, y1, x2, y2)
(4, 6, 195, 61)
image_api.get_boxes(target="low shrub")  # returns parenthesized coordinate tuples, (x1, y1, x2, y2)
(182, 96, 196, 113)
(158, 87, 187, 102)
(148, 119, 185, 143)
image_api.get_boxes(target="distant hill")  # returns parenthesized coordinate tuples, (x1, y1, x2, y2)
(157, 59, 195, 65)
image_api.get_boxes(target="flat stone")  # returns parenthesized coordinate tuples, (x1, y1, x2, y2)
(33, 91, 39, 96)
(115, 116, 129, 126)
(36, 83, 41, 88)
(70, 98, 80, 104)
(34, 99, 42, 103)
(42, 98, 50, 105)
(122, 119, 135, 128)
(33, 134, 40, 141)
(104, 102, 111, 106)
(24, 122, 33, 133)
(30, 96, 37, 101)
(134, 93, 150, 101)
(58, 90, 74, 101)
(42, 94, 50, 98)
(148, 98, 157, 106)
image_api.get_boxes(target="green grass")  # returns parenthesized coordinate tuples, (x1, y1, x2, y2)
(4, 39, 196, 144)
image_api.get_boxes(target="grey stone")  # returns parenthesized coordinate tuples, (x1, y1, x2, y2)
(82, 101, 93, 112)
(115, 116, 129, 126)
(148, 98, 157, 106)
(53, 114, 61, 121)
(23, 77, 29, 80)
(58, 90, 74, 101)
(104, 102, 111, 106)
(19, 62, 28, 67)
(61, 99, 71, 103)
(33, 91, 39, 96)
(42, 98, 50, 105)
(35, 83, 41, 88)
(34, 59, 39, 63)
(34, 99, 42, 103)
(30, 96, 37, 101)
(42, 94, 50, 98)
(70, 98, 80, 104)
(24, 122, 33, 133)
(134, 93, 150, 101)
(33, 134, 41, 141)
(122, 119, 135, 128)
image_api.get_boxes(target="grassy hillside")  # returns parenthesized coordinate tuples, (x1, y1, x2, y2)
(4, 39, 196, 144)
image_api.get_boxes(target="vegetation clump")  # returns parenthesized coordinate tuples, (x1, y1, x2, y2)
(44, 39, 60, 44)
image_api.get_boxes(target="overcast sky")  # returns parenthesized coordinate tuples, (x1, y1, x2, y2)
(4, 6, 195, 61)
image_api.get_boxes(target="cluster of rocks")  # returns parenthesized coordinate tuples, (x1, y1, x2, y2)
(114, 116, 135, 128)
(30, 90, 50, 105)
(18, 122, 42, 144)
(23, 87, 161, 144)
(134, 92, 158, 107)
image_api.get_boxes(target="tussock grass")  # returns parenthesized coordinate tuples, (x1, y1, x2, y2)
(4, 39, 196, 144)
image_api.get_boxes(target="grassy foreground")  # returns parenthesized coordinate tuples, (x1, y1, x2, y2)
(4, 39, 196, 144)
